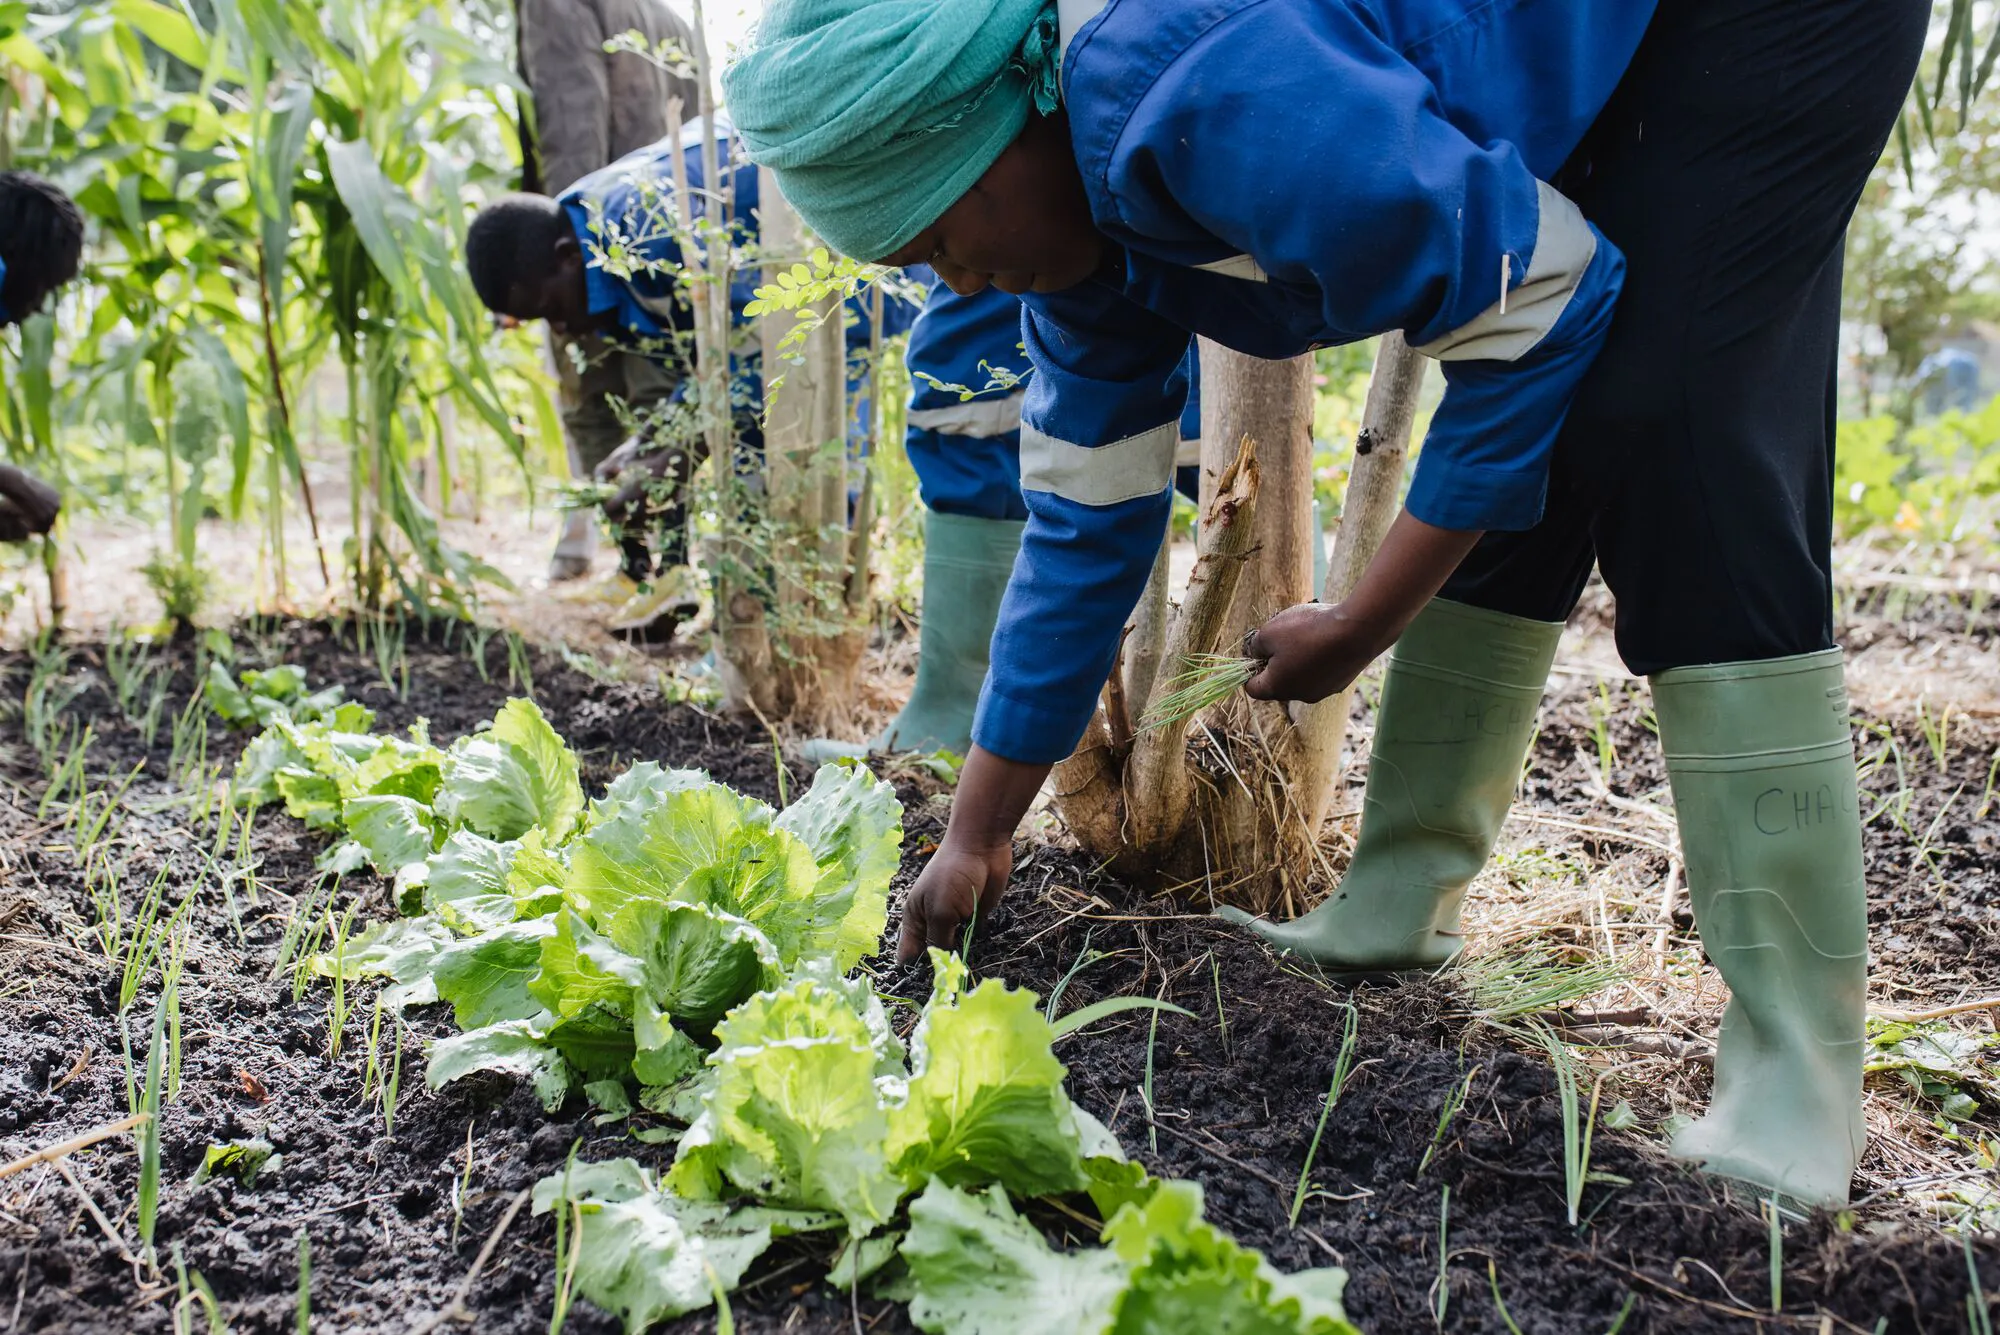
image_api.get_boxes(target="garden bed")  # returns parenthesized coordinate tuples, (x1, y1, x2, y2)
(0, 616, 1993, 1334)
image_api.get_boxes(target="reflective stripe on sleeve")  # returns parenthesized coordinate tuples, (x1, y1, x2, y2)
(1019, 420, 1177, 506)
(1415, 180, 1596, 363)
(906, 392, 1025, 437)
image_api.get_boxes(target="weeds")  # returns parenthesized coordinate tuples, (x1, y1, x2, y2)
(1968, 1235, 1994, 1335)
(1209, 951, 1229, 1060)
(1978, 749, 2000, 821)
(1289, 1003, 1360, 1226)
(1432, 1184, 1450, 1327)
(382, 1015, 405, 1136)
(172, 1245, 229, 1335)
(451, 1120, 476, 1248)
(1487, 1259, 1525, 1335)
(506, 631, 535, 697)
(1418, 1063, 1481, 1178)
(1588, 680, 1618, 787)
(1043, 928, 1103, 1021)
(1915, 697, 1955, 773)
(1530, 1022, 1604, 1227)
(325, 902, 360, 1059)
(1141, 981, 1166, 1154)
(1140, 654, 1258, 731)
(1461, 948, 1625, 1026)
(135, 1001, 167, 1256)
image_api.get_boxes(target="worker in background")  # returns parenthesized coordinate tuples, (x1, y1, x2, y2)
(0, 170, 86, 542)
(515, 0, 697, 588)
(465, 125, 913, 640)
(808, 284, 1212, 762)
(724, 0, 1926, 1208)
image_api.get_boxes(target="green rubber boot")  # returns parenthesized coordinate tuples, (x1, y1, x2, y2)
(802, 512, 1024, 763)
(1221, 598, 1563, 970)
(1652, 651, 1868, 1207)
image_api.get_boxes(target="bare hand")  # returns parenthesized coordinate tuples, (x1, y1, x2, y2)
(0, 466, 61, 541)
(896, 837, 1012, 964)
(1244, 602, 1392, 704)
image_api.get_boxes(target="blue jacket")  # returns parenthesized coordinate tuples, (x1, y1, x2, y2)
(560, 128, 918, 439)
(974, 0, 1654, 764)
(904, 282, 1031, 441)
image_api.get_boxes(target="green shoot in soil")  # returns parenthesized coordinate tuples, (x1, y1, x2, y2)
(1978, 748, 2000, 821)
(1419, 1063, 1481, 1178)
(1916, 697, 1954, 773)
(1487, 1259, 1526, 1335)
(1767, 1194, 1784, 1313)
(451, 1120, 475, 1248)
(1433, 1184, 1451, 1328)
(1210, 951, 1230, 1060)
(1140, 653, 1258, 731)
(137, 999, 166, 1255)
(383, 1016, 405, 1136)
(1290, 1002, 1360, 1226)
(1143, 981, 1167, 1155)
(1604, 1294, 1637, 1334)
(172, 1244, 230, 1335)
(1530, 1022, 1602, 1226)
(506, 630, 535, 697)
(550, 1143, 585, 1335)
(1968, 1234, 1993, 1335)
(325, 902, 359, 1058)
(1588, 680, 1618, 787)
(1042, 927, 1101, 1021)
(295, 1232, 311, 1335)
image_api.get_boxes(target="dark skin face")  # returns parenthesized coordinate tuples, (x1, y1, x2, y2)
(504, 233, 613, 336)
(878, 109, 1105, 295)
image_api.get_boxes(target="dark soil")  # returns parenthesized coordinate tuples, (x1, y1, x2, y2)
(1, 617, 1994, 1335)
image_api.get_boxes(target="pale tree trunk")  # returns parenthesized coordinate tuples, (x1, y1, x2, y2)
(1051, 337, 1421, 914)
(715, 171, 868, 726)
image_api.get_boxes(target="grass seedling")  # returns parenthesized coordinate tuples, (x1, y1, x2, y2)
(550, 1141, 583, 1335)
(171, 1244, 229, 1335)
(506, 630, 535, 697)
(468, 621, 495, 684)
(1142, 981, 1166, 1154)
(168, 690, 211, 789)
(270, 878, 327, 987)
(137, 998, 166, 1256)
(1977, 748, 2000, 822)
(1967, 1234, 1994, 1335)
(325, 901, 360, 1058)
(1433, 1184, 1451, 1327)
(37, 723, 92, 820)
(1916, 697, 1954, 774)
(1487, 1259, 1526, 1335)
(382, 1016, 405, 1137)
(1531, 1022, 1602, 1226)
(361, 998, 385, 1101)
(1289, 1002, 1360, 1226)
(1765, 1194, 1784, 1313)
(1604, 1294, 1637, 1334)
(164, 924, 188, 1102)
(1043, 928, 1102, 1021)
(295, 1232, 311, 1335)
(1418, 1063, 1481, 1178)
(451, 1120, 476, 1248)
(1210, 951, 1230, 1060)
(1140, 653, 1258, 731)
(1588, 680, 1618, 786)
(116, 864, 196, 1013)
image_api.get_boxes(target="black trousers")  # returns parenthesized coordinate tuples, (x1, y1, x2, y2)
(1438, 0, 1927, 676)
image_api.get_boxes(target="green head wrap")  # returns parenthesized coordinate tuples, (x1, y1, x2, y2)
(722, 0, 1061, 261)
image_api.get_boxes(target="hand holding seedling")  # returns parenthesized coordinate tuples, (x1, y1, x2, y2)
(897, 747, 1048, 962)
(1247, 510, 1483, 702)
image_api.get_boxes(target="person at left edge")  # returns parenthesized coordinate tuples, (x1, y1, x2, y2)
(0, 171, 84, 543)
(464, 124, 916, 638)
